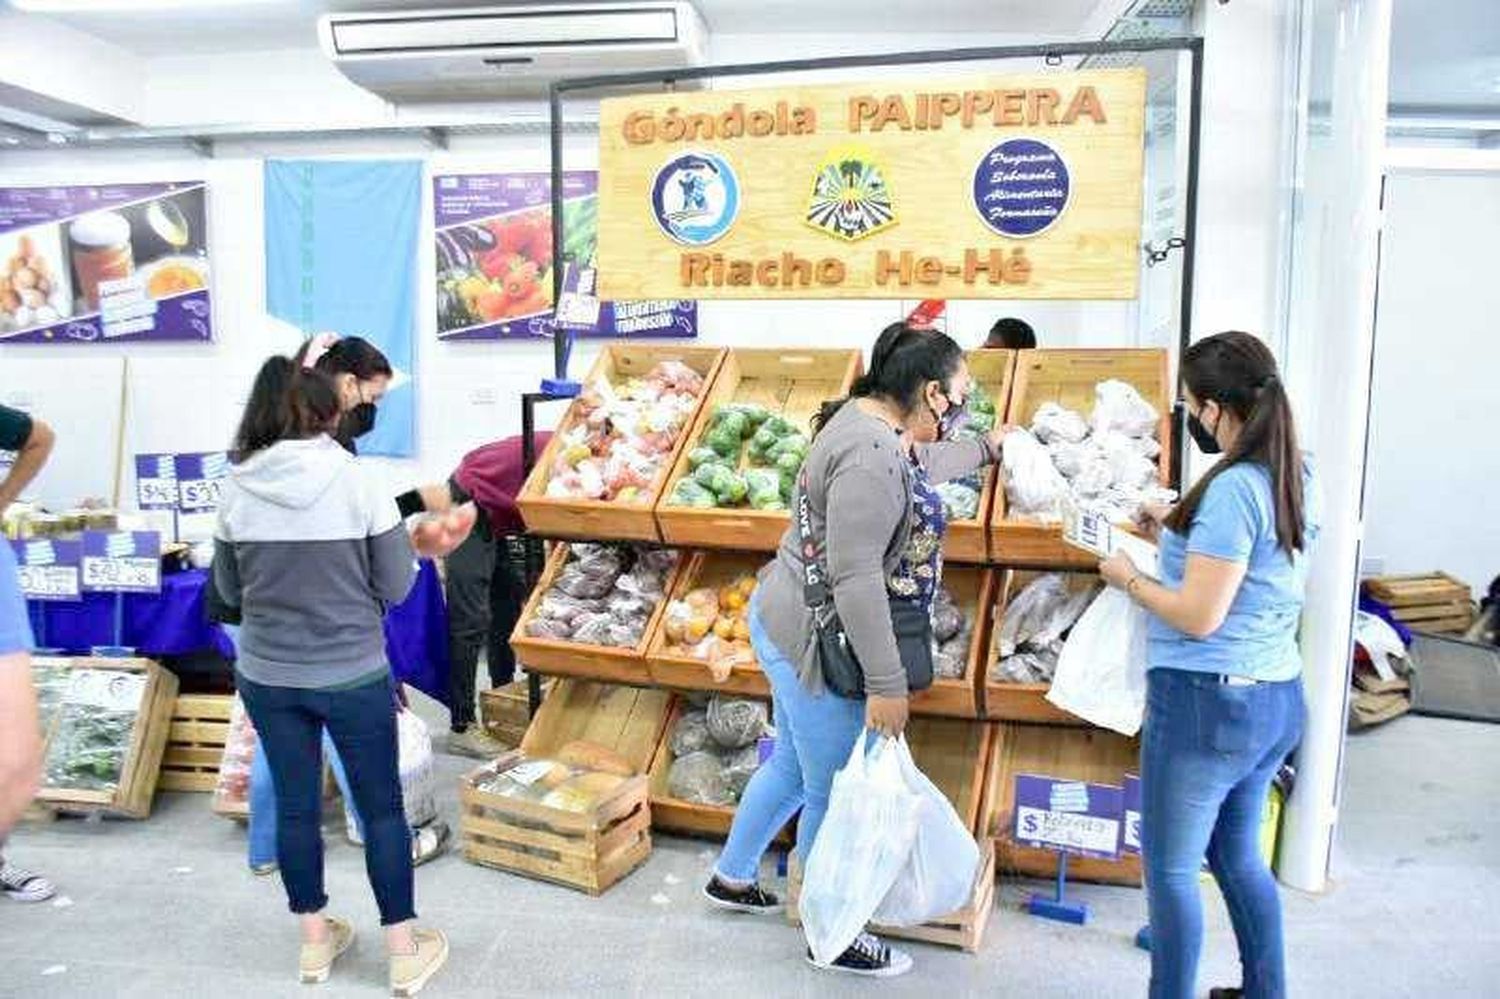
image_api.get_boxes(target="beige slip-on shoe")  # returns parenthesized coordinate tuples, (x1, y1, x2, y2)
(298, 915, 355, 985)
(390, 928, 449, 997)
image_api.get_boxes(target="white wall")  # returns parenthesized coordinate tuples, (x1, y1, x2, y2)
(1363, 169, 1500, 593)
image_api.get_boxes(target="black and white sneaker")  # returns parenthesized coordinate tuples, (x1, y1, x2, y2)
(702, 875, 784, 915)
(808, 932, 914, 978)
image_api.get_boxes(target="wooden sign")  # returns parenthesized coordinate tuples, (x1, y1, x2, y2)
(597, 69, 1146, 301)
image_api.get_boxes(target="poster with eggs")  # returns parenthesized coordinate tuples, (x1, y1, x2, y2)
(0, 181, 212, 344)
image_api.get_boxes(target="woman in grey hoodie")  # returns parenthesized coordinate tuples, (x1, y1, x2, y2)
(214, 357, 446, 996)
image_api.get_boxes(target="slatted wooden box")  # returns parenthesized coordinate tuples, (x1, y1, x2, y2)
(33, 656, 179, 819)
(989, 348, 1171, 566)
(656, 348, 862, 552)
(508, 542, 683, 685)
(982, 568, 1101, 725)
(459, 679, 671, 895)
(480, 677, 555, 749)
(159, 694, 234, 792)
(941, 348, 1017, 565)
(517, 344, 725, 542)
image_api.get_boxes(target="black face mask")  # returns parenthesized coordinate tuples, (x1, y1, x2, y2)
(1186, 408, 1221, 455)
(338, 402, 377, 451)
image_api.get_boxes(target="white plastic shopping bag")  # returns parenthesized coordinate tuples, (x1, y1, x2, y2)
(801, 731, 922, 966)
(345, 708, 439, 842)
(871, 736, 981, 926)
(1046, 587, 1149, 736)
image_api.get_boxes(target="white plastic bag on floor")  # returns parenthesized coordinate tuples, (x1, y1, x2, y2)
(1046, 588, 1148, 736)
(801, 732, 922, 966)
(871, 737, 980, 926)
(345, 708, 438, 842)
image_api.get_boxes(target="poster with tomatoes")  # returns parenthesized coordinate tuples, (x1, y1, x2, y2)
(433, 171, 695, 341)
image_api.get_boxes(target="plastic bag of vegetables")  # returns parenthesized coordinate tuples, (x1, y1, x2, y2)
(745, 468, 786, 510)
(706, 695, 769, 749)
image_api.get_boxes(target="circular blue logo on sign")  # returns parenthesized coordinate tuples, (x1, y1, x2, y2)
(651, 151, 741, 246)
(972, 138, 1072, 238)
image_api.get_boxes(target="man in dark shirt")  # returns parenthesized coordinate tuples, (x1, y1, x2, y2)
(985, 317, 1037, 349)
(0, 403, 57, 902)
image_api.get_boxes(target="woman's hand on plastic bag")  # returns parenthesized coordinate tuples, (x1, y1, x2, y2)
(1099, 550, 1142, 591)
(866, 694, 909, 737)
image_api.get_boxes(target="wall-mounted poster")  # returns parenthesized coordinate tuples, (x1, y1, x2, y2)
(0, 182, 212, 343)
(433, 171, 695, 340)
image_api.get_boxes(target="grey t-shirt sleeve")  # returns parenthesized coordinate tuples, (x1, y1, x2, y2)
(913, 437, 993, 485)
(823, 451, 909, 698)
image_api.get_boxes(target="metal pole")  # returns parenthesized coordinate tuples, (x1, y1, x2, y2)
(1173, 39, 1206, 491)
(548, 83, 569, 384)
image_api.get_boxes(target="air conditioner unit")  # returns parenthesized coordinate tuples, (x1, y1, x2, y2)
(319, 2, 709, 102)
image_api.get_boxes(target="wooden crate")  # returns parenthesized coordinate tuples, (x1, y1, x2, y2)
(459, 679, 672, 894)
(509, 543, 683, 685)
(645, 550, 771, 698)
(982, 568, 1102, 725)
(656, 348, 862, 552)
(989, 348, 1171, 566)
(159, 694, 233, 793)
(787, 841, 997, 954)
(458, 751, 652, 895)
(517, 344, 725, 542)
(981, 722, 1142, 886)
(1363, 572, 1476, 635)
(909, 566, 994, 719)
(33, 656, 179, 819)
(647, 696, 756, 840)
(942, 349, 1017, 565)
(480, 677, 556, 749)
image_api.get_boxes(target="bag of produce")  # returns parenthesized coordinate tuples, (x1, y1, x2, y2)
(722, 743, 763, 801)
(1002, 428, 1068, 518)
(745, 468, 785, 510)
(669, 709, 712, 756)
(936, 481, 980, 521)
(214, 695, 258, 812)
(1031, 402, 1090, 445)
(687, 446, 721, 470)
(997, 573, 1071, 657)
(930, 587, 965, 643)
(1090, 379, 1159, 438)
(667, 750, 734, 805)
(706, 695, 769, 749)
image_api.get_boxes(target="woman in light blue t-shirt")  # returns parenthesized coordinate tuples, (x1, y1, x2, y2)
(1100, 332, 1316, 999)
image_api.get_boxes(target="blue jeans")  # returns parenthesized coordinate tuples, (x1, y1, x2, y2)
(715, 604, 865, 883)
(1141, 668, 1305, 999)
(237, 672, 415, 926)
(247, 730, 360, 868)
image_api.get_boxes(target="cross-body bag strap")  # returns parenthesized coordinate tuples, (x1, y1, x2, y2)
(795, 468, 832, 611)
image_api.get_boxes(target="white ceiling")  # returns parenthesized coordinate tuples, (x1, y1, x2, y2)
(33, 0, 1110, 57)
(1390, 0, 1500, 111)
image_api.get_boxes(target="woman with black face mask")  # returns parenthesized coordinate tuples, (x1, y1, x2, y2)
(1098, 331, 1320, 999)
(295, 335, 393, 453)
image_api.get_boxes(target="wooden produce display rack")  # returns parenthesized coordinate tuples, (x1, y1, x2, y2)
(941, 348, 1017, 564)
(508, 541, 683, 685)
(989, 348, 1171, 567)
(1362, 572, 1476, 636)
(458, 679, 671, 895)
(517, 343, 726, 543)
(646, 693, 776, 841)
(33, 656, 179, 819)
(645, 549, 769, 698)
(982, 722, 1142, 886)
(909, 565, 993, 719)
(656, 348, 862, 552)
(159, 694, 234, 793)
(982, 568, 1100, 725)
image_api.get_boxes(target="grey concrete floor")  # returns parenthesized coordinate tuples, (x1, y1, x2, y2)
(2, 712, 1496, 998)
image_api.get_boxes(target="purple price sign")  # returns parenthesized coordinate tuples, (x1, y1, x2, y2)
(80, 530, 161, 594)
(1121, 774, 1142, 856)
(135, 453, 179, 510)
(1014, 773, 1124, 862)
(173, 451, 229, 512)
(11, 538, 83, 602)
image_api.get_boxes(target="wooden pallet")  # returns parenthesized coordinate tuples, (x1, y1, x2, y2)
(989, 348, 1171, 566)
(480, 677, 555, 749)
(159, 694, 233, 793)
(909, 566, 994, 720)
(942, 349, 1017, 565)
(458, 750, 652, 895)
(982, 568, 1101, 725)
(644, 550, 771, 698)
(508, 542, 682, 685)
(656, 348, 862, 552)
(517, 344, 726, 542)
(786, 840, 997, 953)
(1364, 572, 1476, 635)
(981, 721, 1142, 886)
(33, 656, 179, 819)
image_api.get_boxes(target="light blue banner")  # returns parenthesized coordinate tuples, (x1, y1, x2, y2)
(264, 160, 420, 458)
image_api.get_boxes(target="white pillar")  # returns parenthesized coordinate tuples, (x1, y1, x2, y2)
(1277, 0, 1394, 893)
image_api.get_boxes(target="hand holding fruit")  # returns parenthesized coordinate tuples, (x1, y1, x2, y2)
(409, 502, 478, 558)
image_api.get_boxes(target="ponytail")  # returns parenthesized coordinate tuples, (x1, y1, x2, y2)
(813, 322, 964, 436)
(232, 355, 343, 462)
(1165, 332, 1306, 554)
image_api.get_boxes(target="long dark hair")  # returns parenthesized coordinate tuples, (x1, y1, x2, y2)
(231, 356, 342, 462)
(814, 322, 965, 435)
(294, 335, 392, 382)
(1165, 331, 1305, 554)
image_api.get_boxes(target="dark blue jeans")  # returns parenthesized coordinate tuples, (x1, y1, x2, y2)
(1141, 668, 1304, 999)
(237, 672, 415, 926)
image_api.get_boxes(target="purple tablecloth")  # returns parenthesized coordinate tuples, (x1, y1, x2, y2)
(31, 562, 451, 705)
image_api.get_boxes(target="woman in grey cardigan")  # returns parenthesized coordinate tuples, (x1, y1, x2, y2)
(704, 323, 1005, 977)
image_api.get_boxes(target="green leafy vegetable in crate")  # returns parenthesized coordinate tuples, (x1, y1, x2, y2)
(672, 398, 810, 509)
(686, 447, 720, 471)
(745, 468, 786, 511)
(671, 479, 718, 508)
